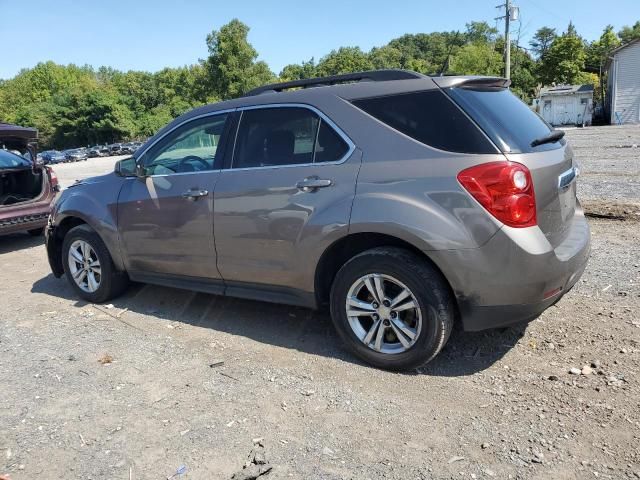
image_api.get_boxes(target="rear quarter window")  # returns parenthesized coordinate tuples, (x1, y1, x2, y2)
(352, 90, 498, 154)
(446, 87, 563, 153)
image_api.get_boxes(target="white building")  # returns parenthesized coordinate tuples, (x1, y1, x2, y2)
(606, 39, 640, 125)
(537, 84, 594, 127)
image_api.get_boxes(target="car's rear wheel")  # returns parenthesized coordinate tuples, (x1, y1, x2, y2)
(330, 247, 455, 371)
(62, 225, 129, 303)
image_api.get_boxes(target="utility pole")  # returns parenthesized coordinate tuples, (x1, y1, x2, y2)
(496, 1, 518, 80)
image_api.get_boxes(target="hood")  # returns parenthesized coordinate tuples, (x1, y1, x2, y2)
(67, 171, 116, 188)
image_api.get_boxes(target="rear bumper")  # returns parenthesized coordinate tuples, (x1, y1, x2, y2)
(429, 205, 591, 331)
(0, 212, 49, 235)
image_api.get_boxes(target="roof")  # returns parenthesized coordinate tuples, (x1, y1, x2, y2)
(605, 39, 640, 70)
(134, 70, 508, 159)
(609, 38, 640, 57)
(539, 84, 594, 96)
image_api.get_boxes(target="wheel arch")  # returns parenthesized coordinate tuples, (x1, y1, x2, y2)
(314, 232, 459, 314)
(48, 213, 124, 277)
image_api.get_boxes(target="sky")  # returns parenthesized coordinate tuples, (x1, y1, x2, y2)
(2, 0, 639, 80)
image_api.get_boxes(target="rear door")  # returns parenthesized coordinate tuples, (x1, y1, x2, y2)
(213, 105, 360, 294)
(117, 112, 230, 280)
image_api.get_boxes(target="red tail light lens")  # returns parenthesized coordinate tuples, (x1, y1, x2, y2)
(47, 167, 59, 190)
(457, 161, 537, 228)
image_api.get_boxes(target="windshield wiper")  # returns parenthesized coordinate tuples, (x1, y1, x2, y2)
(531, 129, 565, 148)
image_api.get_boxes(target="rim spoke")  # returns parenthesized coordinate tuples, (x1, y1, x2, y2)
(389, 321, 411, 349)
(391, 318, 416, 341)
(72, 268, 85, 280)
(393, 300, 416, 312)
(91, 266, 102, 276)
(347, 309, 374, 317)
(70, 248, 83, 264)
(390, 288, 411, 308)
(89, 260, 100, 268)
(373, 276, 386, 303)
(363, 277, 380, 303)
(347, 297, 375, 311)
(363, 318, 381, 345)
(80, 242, 89, 261)
(374, 322, 386, 352)
(87, 271, 99, 292)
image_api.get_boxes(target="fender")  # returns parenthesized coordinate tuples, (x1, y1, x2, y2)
(51, 174, 126, 271)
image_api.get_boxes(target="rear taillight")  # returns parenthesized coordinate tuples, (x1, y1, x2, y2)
(47, 167, 59, 190)
(457, 161, 537, 228)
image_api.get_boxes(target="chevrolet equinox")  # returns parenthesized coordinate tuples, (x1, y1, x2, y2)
(45, 70, 590, 370)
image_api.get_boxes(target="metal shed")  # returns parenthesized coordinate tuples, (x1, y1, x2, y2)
(537, 84, 594, 127)
(606, 39, 640, 125)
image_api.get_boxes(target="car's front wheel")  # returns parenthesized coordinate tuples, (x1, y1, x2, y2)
(62, 225, 129, 303)
(330, 247, 455, 371)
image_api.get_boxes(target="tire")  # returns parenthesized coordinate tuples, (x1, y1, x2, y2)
(62, 225, 129, 303)
(28, 227, 45, 236)
(330, 247, 455, 371)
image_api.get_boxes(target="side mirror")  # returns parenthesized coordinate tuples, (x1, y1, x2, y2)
(114, 157, 139, 177)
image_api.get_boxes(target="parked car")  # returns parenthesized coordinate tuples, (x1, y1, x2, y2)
(44, 70, 590, 370)
(0, 123, 58, 236)
(88, 145, 106, 158)
(41, 150, 67, 164)
(108, 143, 122, 155)
(64, 148, 88, 162)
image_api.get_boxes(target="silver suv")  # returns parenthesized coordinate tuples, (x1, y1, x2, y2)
(45, 70, 590, 370)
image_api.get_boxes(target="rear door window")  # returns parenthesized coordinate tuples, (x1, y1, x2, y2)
(446, 87, 562, 153)
(352, 90, 498, 154)
(232, 107, 350, 168)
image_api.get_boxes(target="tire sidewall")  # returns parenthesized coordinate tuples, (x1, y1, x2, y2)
(330, 249, 453, 370)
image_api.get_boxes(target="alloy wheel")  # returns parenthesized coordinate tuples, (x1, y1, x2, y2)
(345, 273, 422, 354)
(67, 239, 101, 293)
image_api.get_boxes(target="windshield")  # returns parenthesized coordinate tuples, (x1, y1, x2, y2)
(446, 87, 563, 154)
(0, 149, 32, 169)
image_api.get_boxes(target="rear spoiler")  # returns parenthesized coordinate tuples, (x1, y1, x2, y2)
(431, 76, 511, 89)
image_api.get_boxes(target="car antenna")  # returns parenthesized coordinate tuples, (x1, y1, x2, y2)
(438, 31, 461, 76)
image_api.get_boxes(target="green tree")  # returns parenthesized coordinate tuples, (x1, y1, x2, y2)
(529, 27, 557, 59)
(618, 21, 640, 44)
(449, 42, 502, 76)
(315, 47, 373, 76)
(465, 21, 498, 43)
(203, 19, 275, 99)
(368, 46, 403, 70)
(538, 23, 586, 85)
(279, 59, 316, 81)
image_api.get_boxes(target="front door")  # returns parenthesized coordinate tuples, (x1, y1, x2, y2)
(214, 106, 360, 295)
(118, 112, 230, 280)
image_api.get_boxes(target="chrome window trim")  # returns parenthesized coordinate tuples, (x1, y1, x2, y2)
(135, 108, 235, 168)
(228, 103, 356, 171)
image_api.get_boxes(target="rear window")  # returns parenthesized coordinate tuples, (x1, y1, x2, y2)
(0, 149, 31, 169)
(352, 90, 497, 154)
(446, 87, 562, 153)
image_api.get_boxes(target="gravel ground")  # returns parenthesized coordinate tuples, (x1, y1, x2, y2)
(1, 125, 639, 479)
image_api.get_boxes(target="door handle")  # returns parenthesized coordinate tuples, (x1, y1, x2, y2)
(296, 177, 332, 192)
(181, 189, 209, 200)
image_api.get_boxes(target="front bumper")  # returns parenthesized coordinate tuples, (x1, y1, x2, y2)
(429, 205, 591, 331)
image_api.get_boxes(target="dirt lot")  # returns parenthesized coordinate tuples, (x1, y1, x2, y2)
(1, 126, 639, 479)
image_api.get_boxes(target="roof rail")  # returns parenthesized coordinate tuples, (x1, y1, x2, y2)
(244, 69, 425, 96)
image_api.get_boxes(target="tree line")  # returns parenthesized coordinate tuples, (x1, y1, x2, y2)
(1, 19, 638, 149)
